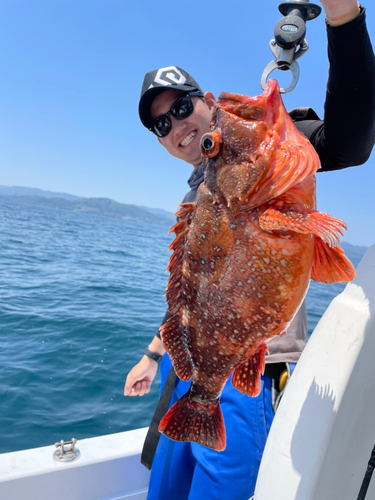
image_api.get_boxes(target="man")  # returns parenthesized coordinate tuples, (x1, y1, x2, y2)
(125, 2, 375, 499)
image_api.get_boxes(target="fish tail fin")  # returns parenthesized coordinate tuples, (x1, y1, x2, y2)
(311, 237, 356, 284)
(232, 343, 268, 397)
(159, 391, 226, 451)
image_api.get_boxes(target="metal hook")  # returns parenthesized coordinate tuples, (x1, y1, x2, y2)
(261, 59, 300, 94)
(261, 37, 309, 93)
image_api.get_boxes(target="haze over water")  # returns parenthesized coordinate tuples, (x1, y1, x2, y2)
(0, 197, 366, 454)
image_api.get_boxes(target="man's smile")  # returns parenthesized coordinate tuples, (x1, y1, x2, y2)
(180, 130, 197, 147)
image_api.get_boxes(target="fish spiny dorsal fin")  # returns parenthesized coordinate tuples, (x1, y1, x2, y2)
(161, 202, 196, 381)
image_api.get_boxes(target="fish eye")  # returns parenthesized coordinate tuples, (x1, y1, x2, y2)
(201, 132, 220, 158)
(202, 136, 214, 152)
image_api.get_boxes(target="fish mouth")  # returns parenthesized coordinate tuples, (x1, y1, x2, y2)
(179, 130, 197, 148)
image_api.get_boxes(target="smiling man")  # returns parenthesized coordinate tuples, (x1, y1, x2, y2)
(125, 3, 375, 498)
(140, 68, 216, 167)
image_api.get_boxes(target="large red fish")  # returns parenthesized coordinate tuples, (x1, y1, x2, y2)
(159, 79, 355, 451)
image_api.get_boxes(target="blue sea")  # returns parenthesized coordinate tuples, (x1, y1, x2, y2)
(0, 197, 367, 454)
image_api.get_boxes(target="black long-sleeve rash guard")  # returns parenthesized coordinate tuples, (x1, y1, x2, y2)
(291, 7, 375, 171)
(156, 8, 375, 350)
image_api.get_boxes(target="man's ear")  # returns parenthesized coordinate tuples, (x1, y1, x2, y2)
(204, 92, 216, 112)
(157, 137, 164, 146)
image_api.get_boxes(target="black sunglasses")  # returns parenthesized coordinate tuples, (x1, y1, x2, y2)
(149, 91, 204, 138)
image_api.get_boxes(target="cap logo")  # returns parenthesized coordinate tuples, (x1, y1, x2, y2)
(154, 66, 186, 86)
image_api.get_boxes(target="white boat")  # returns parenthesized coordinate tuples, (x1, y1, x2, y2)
(0, 428, 150, 500)
(255, 242, 375, 500)
(1, 243, 374, 500)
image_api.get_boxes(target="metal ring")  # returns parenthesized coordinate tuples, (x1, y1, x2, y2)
(260, 60, 300, 94)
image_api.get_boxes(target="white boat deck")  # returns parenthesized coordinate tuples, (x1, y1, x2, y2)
(0, 428, 150, 500)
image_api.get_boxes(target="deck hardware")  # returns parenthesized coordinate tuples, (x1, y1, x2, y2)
(53, 438, 81, 462)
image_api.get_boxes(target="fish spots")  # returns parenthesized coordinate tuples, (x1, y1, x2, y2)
(161, 85, 321, 450)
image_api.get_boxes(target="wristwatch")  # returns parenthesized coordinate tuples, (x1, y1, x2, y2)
(143, 346, 163, 363)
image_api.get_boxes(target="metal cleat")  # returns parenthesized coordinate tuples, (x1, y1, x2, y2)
(53, 438, 81, 462)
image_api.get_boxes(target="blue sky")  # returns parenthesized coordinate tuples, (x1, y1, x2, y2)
(1, 0, 374, 246)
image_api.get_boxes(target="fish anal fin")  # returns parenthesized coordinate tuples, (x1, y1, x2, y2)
(259, 206, 346, 248)
(311, 237, 356, 284)
(232, 343, 268, 397)
(159, 390, 226, 451)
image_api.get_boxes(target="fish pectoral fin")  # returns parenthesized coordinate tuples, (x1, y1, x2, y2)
(311, 237, 356, 284)
(232, 343, 268, 397)
(259, 207, 347, 248)
(159, 390, 226, 451)
(160, 316, 193, 381)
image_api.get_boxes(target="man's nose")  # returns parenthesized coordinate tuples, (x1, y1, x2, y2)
(170, 114, 188, 131)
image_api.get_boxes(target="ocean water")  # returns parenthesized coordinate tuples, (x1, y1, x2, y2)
(0, 197, 366, 454)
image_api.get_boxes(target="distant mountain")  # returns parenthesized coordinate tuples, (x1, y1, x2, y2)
(0, 185, 175, 225)
(1, 195, 173, 226)
(138, 205, 175, 221)
(0, 185, 80, 200)
(341, 242, 369, 267)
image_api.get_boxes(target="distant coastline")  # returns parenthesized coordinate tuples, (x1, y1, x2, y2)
(0, 185, 174, 226)
(0, 186, 371, 255)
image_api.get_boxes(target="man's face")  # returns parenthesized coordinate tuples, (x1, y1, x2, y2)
(150, 89, 215, 168)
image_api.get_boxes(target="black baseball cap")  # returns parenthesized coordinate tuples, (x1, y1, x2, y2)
(138, 66, 203, 129)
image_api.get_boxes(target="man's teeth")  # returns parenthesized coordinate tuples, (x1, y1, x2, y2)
(180, 131, 196, 147)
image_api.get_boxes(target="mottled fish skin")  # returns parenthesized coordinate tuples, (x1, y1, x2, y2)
(159, 80, 355, 451)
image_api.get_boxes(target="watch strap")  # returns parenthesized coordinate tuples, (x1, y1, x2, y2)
(143, 347, 163, 363)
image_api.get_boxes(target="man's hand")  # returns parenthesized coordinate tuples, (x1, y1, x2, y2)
(124, 355, 159, 396)
(124, 335, 165, 396)
(320, 0, 360, 24)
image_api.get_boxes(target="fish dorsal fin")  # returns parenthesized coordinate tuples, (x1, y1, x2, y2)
(161, 203, 196, 381)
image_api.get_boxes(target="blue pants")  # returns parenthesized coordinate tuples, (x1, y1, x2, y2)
(147, 354, 275, 500)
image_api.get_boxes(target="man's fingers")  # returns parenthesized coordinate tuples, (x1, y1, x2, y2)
(124, 374, 136, 395)
(138, 380, 150, 397)
(124, 358, 157, 396)
(125, 379, 151, 397)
